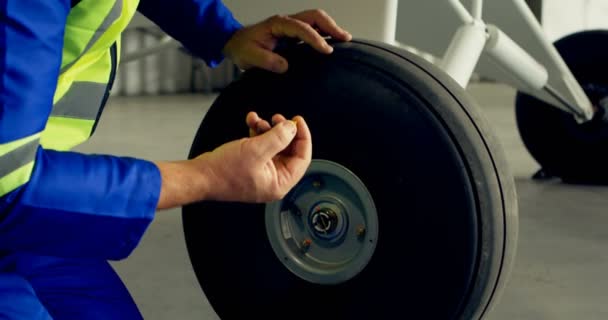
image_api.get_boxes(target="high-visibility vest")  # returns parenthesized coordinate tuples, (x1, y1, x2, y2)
(45, 0, 139, 150)
(0, 0, 139, 196)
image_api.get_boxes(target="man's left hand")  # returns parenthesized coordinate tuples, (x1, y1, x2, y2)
(222, 9, 352, 73)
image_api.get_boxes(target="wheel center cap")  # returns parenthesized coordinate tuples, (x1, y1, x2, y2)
(264, 159, 379, 285)
(311, 207, 339, 235)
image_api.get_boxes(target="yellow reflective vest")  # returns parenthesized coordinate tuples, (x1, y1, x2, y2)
(45, 0, 139, 151)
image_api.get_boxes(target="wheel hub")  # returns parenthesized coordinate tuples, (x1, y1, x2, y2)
(310, 206, 340, 236)
(265, 159, 378, 285)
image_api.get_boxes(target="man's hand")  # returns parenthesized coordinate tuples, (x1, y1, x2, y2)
(222, 9, 352, 73)
(155, 113, 312, 209)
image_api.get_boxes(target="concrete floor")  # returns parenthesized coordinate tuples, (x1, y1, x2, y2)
(75, 83, 608, 319)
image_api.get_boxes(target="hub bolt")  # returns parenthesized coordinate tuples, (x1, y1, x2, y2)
(312, 179, 323, 189)
(356, 225, 366, 237)
(301, 238, 312, 251)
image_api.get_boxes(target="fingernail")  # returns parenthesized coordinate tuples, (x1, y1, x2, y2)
(284, 120, 296, 133)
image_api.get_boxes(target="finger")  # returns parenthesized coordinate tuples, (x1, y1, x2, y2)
(269, 15, 332, 54)
(246, 112, 273, 137)
(285, 116, 312, 161)
(293, 116, 312, 142)
(246, 111, 260, 129)
(275, 117, 312, 181)
(291, 9, 352, 41)
(245, 45, 289, 73)
(250, 121, 271, 137)
(253, 120, 298, 158)
(271, 114, 287, 126)
(247, 112, 260, 137)
(256, 120, 272, 134)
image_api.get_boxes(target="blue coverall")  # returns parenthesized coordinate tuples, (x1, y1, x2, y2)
(0, 0, 241, 318)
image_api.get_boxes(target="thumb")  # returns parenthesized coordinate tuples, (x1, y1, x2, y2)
(254, 120, 297, 158)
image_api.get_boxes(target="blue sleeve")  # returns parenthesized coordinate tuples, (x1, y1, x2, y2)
(0, 0, 161, 260)
(138, 0, 242, 67)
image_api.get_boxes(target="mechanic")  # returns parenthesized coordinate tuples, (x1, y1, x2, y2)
(0, 0, 351, 318)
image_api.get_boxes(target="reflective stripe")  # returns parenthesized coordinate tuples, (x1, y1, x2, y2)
(0, 134, 40, 157)
(61, 0, 123, 73)
(0, 139, 39, 178)
(0, 162, 35, 197)
(51, 82, 107, 120)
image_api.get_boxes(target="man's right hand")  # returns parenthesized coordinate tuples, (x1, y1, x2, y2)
(155, 113, 312, 209)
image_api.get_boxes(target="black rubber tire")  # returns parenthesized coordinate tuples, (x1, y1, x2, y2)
(516, 30, 608, 184)
(183, 40, 517, 320)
